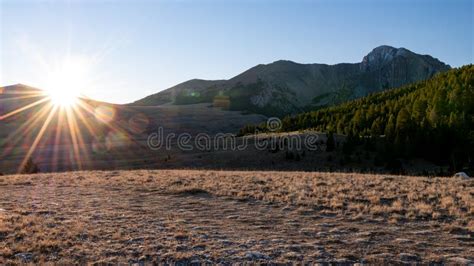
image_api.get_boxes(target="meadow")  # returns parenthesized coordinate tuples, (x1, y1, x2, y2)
(0, 170, 472, 264)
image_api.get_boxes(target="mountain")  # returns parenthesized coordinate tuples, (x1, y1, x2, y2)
(0, 84, 45, 117)
(0, 83, 41, 96)
(132, 45, 451, 116)
(0, 83, 43, 104)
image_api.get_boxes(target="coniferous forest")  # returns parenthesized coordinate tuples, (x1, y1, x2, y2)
(241, 65, 474, 173)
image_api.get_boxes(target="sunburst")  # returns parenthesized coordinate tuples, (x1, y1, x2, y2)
(0, 55, 133, 173)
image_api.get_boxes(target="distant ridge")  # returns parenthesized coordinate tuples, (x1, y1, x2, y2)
(132, 45, 450, 116)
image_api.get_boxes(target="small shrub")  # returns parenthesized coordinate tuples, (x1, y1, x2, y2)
(21, 158, 40, 174)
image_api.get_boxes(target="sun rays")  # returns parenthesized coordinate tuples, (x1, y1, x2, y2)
(0, 84, 135, 173)
(0, 38, 150, 173)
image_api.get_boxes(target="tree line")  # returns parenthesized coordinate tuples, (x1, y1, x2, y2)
(240, 65, 474, 173)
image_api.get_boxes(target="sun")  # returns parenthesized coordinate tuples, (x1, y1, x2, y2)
(44, 56, 90, 107)
(47, 85, 80, 107)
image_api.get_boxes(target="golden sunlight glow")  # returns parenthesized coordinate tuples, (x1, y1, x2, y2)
(0, 47, 132, 174)
(44, 56, 90, 107)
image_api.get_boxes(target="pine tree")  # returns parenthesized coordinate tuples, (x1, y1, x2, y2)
(385, 114, 396, 138)
(370, 118, 383, 136)
(396, 108, 410, 132)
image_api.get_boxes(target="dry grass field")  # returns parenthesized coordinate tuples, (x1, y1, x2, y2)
(0, 170, 472, 264)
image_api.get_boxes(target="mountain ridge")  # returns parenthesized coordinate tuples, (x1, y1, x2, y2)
(132, 45, 451, 116)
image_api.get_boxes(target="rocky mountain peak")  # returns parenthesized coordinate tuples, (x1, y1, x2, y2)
(360, 45, 411, 71)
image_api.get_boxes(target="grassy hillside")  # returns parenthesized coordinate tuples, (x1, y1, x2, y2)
(0, 85, 266, 174)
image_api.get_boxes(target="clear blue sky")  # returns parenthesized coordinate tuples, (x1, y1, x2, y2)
(1, 0, 472, 104)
